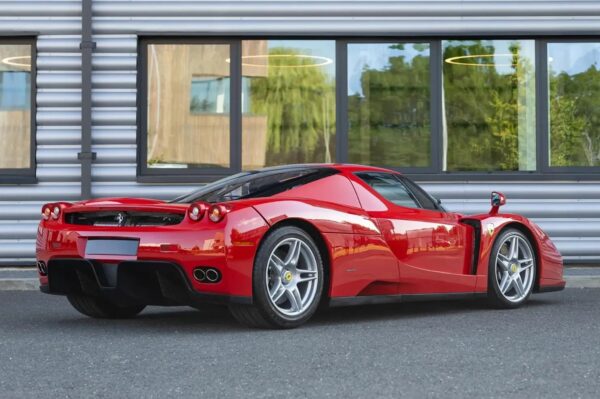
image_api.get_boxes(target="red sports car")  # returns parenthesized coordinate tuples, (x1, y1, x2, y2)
(37, 164, 565, 328)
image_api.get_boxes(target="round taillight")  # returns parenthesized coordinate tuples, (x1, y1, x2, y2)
(51, 206, 61, 220)
(188, 202, 208, 222)
(208, 204, 228, 223)
(42, 206, 51, 220)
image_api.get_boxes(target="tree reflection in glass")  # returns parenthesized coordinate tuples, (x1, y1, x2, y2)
(549, 42, 600, 167)
(241, 41, 336, 169)
(347, 43, 431, 168)
(442, 40, 536, 172)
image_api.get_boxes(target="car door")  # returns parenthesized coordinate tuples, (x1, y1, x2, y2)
(350, 172, 477, 295)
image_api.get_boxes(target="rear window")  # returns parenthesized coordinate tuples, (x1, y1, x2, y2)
(172, 167, 339, 203)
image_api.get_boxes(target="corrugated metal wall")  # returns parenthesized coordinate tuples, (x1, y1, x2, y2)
(1, 1, 600, 264)
(0, 1, 81, 264)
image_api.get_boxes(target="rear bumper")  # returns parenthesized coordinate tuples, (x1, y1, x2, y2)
(40, 258, 251, 307)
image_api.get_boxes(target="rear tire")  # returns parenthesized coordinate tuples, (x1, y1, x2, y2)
(67, 294, 145, 319)
(487, 228, 536, 309)
(229, 226, 325, 329)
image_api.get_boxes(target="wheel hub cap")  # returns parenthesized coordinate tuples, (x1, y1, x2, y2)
(283, 270, 293, 283)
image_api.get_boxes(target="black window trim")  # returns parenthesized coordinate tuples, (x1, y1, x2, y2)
(136, 35, 600, 184)
(0, 37, 36, 184)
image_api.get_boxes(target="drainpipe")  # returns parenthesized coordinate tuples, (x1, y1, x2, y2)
(78, 0, 96, 199)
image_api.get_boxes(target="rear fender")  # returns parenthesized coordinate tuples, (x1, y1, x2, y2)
(252, 199, 400, 298)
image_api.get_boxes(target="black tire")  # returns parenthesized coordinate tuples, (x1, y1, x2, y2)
(67, 294, 146, 319)
(487, 228, 537, 309)
(229, 226, 325, 329)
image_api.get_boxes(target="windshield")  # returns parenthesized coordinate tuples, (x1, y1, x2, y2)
(171, 166, 338, 204)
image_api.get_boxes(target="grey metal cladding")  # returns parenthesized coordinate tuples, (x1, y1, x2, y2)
(1, 1, 600, 264)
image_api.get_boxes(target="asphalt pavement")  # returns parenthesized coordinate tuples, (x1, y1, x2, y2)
(1, 289, 599, 398)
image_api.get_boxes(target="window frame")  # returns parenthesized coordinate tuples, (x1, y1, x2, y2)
(137, 37, 242, 183)
(137, 35, 600, 183)
(339, 39, 438, 173)
(0, 37, 36, 184)
(540, 38, 600, 174)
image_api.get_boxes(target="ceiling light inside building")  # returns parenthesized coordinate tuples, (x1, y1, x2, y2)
(226, 54, 333, 68)
(1, 55, 31, 69)
(444, 53, 518, 67)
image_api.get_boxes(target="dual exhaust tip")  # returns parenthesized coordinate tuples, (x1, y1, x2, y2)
(193, 267, 221, 283)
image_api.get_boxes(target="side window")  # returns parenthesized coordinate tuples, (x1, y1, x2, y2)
(356, 172, 421, 209)
(399, 176, 440, 211)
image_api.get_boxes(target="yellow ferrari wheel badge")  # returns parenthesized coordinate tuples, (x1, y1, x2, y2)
(283, 271, 293, 282)
(511, 263, 518, 273)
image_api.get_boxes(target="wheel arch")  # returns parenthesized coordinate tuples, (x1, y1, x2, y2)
(258, 218, 332, 300)
(496, 222, 541, 291)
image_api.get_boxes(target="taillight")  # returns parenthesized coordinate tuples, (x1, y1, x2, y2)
(188, 202, 209, 222)
(41, 202, 71, 222)
(51, 205, 61, 220)
(208, 204, 229, 223)
(41, 205, 52, 220)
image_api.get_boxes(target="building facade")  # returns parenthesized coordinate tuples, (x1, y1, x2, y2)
(1, 0, 600, 265)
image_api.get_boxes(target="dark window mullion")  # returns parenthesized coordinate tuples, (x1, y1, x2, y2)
(536, 40, 550, 172)
(430, 40, 443, 174)
(335, 40, 348, 163)
(230, 40, 242, 172)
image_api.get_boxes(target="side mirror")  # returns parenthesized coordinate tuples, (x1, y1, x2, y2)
(490, 191, 506, 215)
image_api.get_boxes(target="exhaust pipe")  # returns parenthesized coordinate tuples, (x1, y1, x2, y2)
(36, 261, 48, 276)
(205, 268, 220, 283)
(193, 268, 206, 282)
(193, 267, 221, 283)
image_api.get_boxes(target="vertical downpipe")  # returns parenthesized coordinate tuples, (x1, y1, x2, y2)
(79, 0, 95, 199)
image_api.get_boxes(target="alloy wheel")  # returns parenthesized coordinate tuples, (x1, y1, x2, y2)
(495, 234, 535, 302)
(265, 237, 319, 317)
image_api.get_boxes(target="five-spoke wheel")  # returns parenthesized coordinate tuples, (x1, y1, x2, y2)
(488, 228, 536, 307)
(229, 226, 324, 329)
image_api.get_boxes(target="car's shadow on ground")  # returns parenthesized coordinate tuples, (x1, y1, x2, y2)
(44, 296, 560, 334)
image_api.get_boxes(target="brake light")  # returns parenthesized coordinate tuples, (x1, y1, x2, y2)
(41, 205, 52, 220)
(188, 202, 209, 222)
(208, 204, 229, 223)
(51, 205, 61, 220)
(41, 202, 71, 222)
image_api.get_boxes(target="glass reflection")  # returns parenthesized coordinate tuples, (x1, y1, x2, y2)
(147, 44, 231, 169)
(241, 40, 336, 170)
(348, 43, 431, 167)
(0, 44, 31, 169)
(442, 40, 536, 171)
(548, 42, 600, 167)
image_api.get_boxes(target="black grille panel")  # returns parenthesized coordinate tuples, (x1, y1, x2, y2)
(65, 211, 184, 227)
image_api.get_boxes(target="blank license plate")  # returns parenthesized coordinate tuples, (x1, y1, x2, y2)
(85, 239, 139, 257)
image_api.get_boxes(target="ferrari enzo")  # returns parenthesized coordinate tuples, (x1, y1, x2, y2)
(37, 164, 565, 328)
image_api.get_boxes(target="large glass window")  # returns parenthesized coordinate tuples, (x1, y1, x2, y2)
(348, 43, 431, 168)
(0, 43, 32, 171)
(442, 40, 536, 172)
(548, 42, 600, 167)
(146, 43, 231, 170)
(241, 40, 336, 170)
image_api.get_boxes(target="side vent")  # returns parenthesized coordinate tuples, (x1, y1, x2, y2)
(460, 218, 482, 275)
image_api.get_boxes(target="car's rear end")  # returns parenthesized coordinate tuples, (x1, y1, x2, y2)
(36, 198, 269, 308)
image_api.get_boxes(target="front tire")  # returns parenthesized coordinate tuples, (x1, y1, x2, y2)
(487, 228, 536, 308)
(229, 226, 325, 329)
(67, 294, 146, 319)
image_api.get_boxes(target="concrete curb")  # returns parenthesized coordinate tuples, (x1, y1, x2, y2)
(1, 276, 600, 291)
